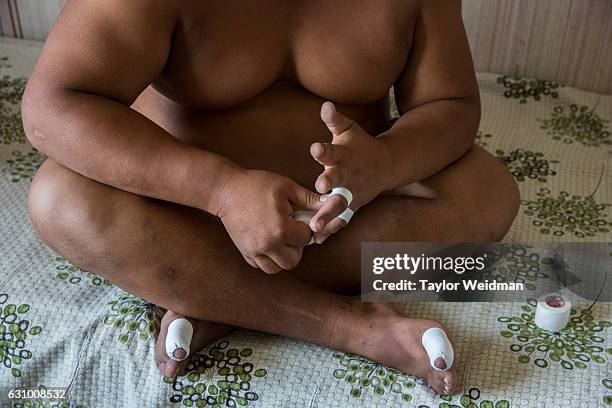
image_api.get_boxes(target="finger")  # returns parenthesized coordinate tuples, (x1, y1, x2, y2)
(285, 218, 314, 246)
(309, 194, 347, 232)
(325, 216, 348, 235)
(254, 255, 282, 274)
(289, 183, 323, 212)
(320, 101, 354, 137)
(313, 217, 347, 244)
(267, 245, 302, 270)
(310, 142, 346, 166)
(315, 168, 343, 194)
(243, 254, 259, 269)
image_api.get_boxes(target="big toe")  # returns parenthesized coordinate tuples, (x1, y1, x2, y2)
(162, 358, 187, 378)
(420, 324, 457, 394)
(155, 310, 194, 378)
(428, 368, 457, 395)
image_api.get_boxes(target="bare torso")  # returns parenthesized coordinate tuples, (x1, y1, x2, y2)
(24, 0, 523, 394)
(132, 0, 417, 185)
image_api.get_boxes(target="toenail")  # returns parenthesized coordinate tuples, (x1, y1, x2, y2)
(434, 357, 447, 370)
(172, 348, 187, 360)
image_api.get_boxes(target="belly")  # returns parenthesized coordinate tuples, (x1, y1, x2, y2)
(132, 82, 391, 186)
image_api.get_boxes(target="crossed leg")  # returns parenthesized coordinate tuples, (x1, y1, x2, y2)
(27, 145, 518, 394)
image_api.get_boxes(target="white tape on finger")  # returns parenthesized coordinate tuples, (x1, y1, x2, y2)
(166, 318, 193, 361)
(421, 327, 454, 371)
(337, 208, 354, 224)
(292, 210, 316, 245)
(330, 187, 353, 206)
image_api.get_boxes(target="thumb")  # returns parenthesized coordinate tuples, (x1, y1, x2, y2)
(320, 101, 355, 137)
(289, 183, 323, 212)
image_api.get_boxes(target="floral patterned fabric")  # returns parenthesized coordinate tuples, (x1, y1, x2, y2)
(0, 37, 610, 408)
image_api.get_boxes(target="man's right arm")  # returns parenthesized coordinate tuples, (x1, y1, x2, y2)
(21, 0, 239, 215)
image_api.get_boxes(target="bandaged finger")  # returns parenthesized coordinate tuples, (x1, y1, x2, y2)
(330, 186, 353, 206)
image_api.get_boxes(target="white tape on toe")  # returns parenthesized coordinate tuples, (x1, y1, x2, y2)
(337, 208, 354, 224)
(165, 318, 193, 361)
(330, 187, 353, 206)
(292, 210, 316, 245)
(421, 327, 454, 371)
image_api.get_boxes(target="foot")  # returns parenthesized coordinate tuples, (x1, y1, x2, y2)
(155, 310, 234, 379)
(339, 303, 458, 395)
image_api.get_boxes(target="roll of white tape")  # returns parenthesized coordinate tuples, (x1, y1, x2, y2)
(165, 318, 193, 361)
(534, 294, 571, 332)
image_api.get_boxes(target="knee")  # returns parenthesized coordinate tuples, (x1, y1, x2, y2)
(463, 149, 520, 241)
(28, 160, 109, 252)
(481, 174, 520, 241)
(28, 160, 62, 237)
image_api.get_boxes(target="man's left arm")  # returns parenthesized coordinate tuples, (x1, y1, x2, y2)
(377, 0, 480, 190)
(307, 0, 479, 239)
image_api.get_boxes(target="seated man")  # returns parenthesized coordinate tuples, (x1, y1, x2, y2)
(22, 0, 519, 395)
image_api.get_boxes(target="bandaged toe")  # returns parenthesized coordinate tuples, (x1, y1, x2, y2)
(421, 327, 454, 371)
(165, 318, 193, 361)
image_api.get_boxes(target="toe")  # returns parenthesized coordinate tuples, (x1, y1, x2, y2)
(443, 371, 458, 394)
(155, 310, 195, 377)
(429, 373, 446, 395)
(155, 310, 235, 379)
(164, 359, 187, 379)
(428, 369, 457, 395)
(417, 322, 458, 394)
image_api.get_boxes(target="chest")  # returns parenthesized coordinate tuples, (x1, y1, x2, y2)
(154, 0, 417, 109)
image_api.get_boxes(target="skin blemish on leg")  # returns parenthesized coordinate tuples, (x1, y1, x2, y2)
(165, 268, 177, 277)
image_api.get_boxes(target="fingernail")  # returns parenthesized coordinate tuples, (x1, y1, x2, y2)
(316, 219, 324, 231)
(320, 194, 329, 202)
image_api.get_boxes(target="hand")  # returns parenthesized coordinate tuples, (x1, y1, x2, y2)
(309, 102, 391, 243)
(217, 169, 322, 274)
